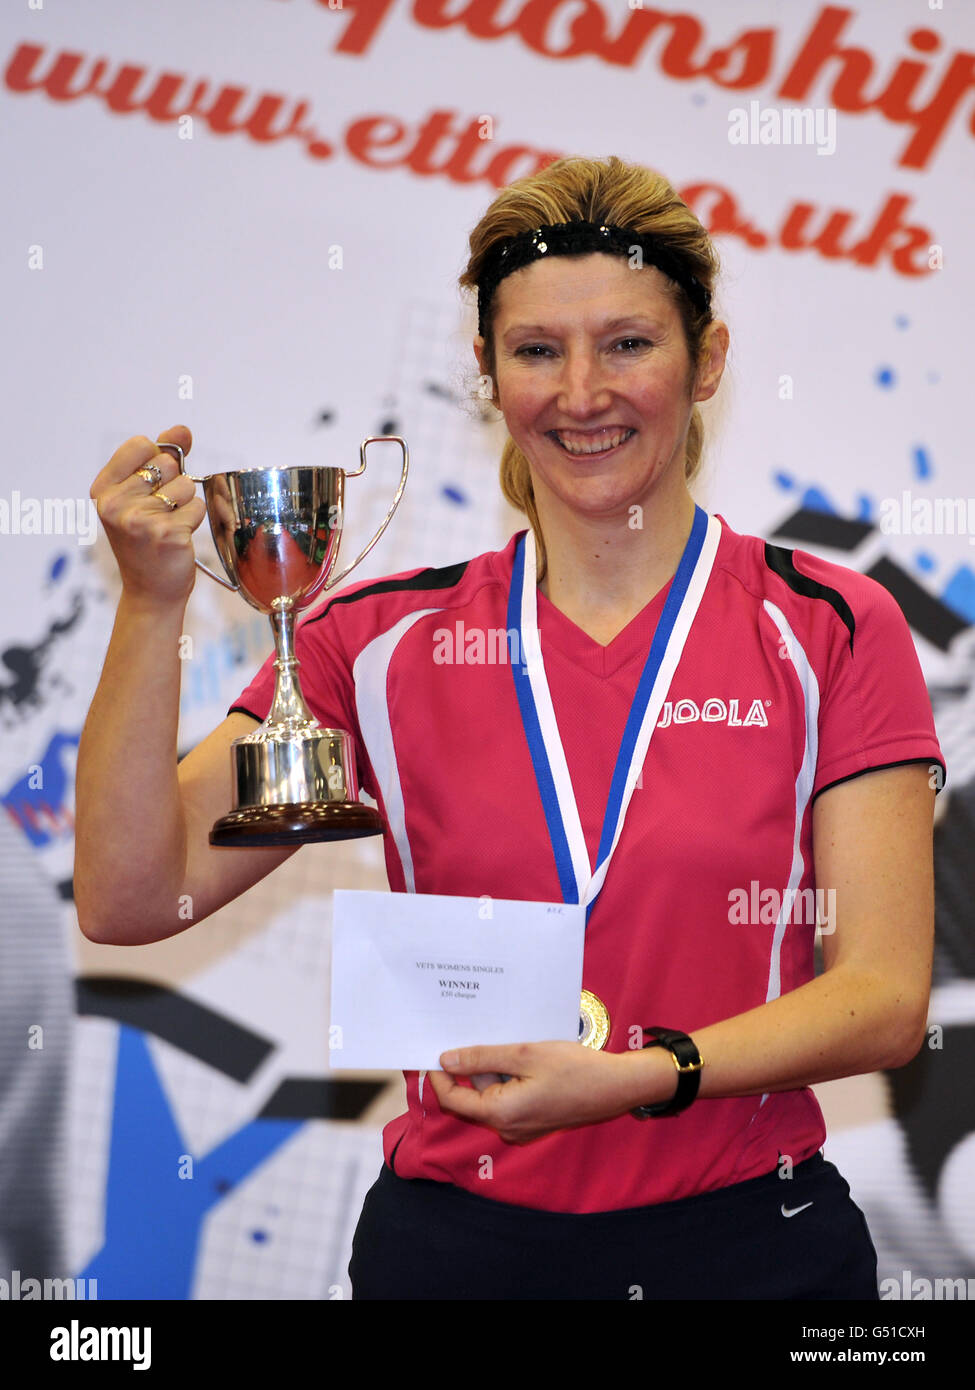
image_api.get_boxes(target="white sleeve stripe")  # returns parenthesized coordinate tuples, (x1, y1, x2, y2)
(352, 608, 445, 894)
(760, 601, 821, 1006)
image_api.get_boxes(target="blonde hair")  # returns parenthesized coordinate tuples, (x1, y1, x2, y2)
(458, 155, 721, 578)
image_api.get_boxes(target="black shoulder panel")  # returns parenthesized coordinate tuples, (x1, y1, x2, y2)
(763, 542, 856, 654)
(303, 559, 471, 628)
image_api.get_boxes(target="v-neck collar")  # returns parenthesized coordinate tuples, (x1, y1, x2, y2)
(494, 519, 726, 679)
(535, 576, 676, 679)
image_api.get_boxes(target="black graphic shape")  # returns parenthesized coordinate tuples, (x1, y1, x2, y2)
(259, 1078, 384, 1120)
(75, 976, 387, 1118)
(770, 508, 874, 551)
(76, 977, 274, 1083)
(886, 1025, 975, 1207)
(865, 557, 969, 653)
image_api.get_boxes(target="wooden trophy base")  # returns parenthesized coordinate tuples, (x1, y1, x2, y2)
(210, 801, 385, 847)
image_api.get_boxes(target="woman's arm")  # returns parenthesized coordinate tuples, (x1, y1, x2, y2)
(74, 428, 299, 945)
(429, 762, 935, 1142)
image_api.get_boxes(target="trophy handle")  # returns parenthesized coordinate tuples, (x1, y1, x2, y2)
(326, 436, 409, 590)
(154, 439, 238, 592)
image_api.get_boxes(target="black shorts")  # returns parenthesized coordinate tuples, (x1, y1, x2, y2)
(349, 1151, 878, 1300)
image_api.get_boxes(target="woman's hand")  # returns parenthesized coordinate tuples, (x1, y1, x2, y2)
(428, 1041, 668, 1144)
(90, 425, 207, 608)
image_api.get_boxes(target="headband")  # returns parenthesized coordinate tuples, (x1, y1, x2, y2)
(476, 221, 712, 337)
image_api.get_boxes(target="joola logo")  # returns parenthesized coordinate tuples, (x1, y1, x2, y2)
(655, 698, 769, 729)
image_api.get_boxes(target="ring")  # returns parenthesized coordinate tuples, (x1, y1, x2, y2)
(135, 463, 163, 488)
(153, 490, 179, 511)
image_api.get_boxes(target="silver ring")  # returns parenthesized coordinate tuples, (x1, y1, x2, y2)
(153, 490, 179, 512)
(135, 463, 163, 489)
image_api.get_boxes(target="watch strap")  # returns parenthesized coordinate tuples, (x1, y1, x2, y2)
(631, 1026, 704, 1118)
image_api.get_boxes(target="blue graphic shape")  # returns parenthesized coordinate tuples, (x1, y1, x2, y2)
(895, 315, 909, 329)
(770, 471, 841, 515)
(799, 486, 835, 514)
(916, 552, 936, 573)
(913, 446, 933, 480)
(2, 730, 80, 847)
(876, 366, 896, 388)
(49, 554, 68, 583)
(941, 567, 975, 624)
(772, 473, 878, 524)
(79, 1027, 302, 1299)
(441, 484, 468, 505)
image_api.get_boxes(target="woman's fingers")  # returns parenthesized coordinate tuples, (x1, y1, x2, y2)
(144, 473, 199, 511)
(91, 426, 192, 500)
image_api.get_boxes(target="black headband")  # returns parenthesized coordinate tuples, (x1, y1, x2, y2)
(476, 221, 712, 337)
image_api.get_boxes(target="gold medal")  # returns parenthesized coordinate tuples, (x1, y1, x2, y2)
(578, 989, 611, 1050)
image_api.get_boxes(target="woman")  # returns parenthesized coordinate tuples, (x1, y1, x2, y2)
(77, 155, 943, 1300)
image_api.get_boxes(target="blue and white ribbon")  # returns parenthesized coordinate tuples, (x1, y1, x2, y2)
(507, 506, 721, 920)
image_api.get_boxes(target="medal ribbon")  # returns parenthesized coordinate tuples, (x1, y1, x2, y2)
(506, 506, 721, 921)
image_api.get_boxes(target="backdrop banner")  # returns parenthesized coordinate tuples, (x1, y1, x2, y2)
(1, 0, 972, 1304)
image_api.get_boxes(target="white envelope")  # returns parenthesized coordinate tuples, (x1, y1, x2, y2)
(328, 889, 586, 1071)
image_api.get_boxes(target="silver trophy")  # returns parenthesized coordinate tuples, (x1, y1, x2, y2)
(158, 437, 408, 845)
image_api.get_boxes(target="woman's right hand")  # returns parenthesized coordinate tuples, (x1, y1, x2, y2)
(90, 425, 208, 608)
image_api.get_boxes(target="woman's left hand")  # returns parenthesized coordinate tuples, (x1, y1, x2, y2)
(427, 1041, 657, 1144)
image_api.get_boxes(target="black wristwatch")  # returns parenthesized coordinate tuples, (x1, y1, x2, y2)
(631, 1026, 704, 1118)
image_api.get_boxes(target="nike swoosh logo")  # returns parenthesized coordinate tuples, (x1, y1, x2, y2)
(781, 1202, 814, 1218)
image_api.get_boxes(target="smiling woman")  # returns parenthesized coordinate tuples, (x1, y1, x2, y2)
(464, 165, 728, 649)
(342, 155, 944, 1298)
(478, 252, 727, 640)
(76, 154, 945, 1304)
(464, 164, 722, 594)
